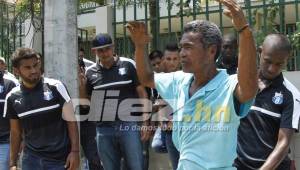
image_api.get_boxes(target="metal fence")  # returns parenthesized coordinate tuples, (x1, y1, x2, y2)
(0, 0, 44, 70)
(0, 1, 22, 69)
(0, 0, 102, 69)
(1, 0, 300, 70)
(112, 0, 300, 71)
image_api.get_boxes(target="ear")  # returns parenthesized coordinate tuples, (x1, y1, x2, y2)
(111, 44, 115, 52)
(37, 60, 42, 69)
(91, 48, 96, 55)
(208, 45, 217, 61)
(13, 67, 20, 76)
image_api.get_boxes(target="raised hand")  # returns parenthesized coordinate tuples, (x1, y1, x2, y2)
(126, 21, 151, 47)
(216, 0, 248, 31)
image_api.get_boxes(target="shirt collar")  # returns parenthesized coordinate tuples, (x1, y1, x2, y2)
(21, 77, 43, 92)
(96, 57, 119, 71)
(268, 73, 284, 88)
(204, 69, 228, 91)
(183, 69, 228, 99)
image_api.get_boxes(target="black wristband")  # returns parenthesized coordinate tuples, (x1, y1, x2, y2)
(79, 105, 90, 115)
(238, 24, 249, 33)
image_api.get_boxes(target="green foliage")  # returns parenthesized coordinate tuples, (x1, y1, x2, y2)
(15, 0, 41, 16)
(115, 0, 148, 8)
(176, 0, 201, 17)
(79, 0, 105, 3)
(115, 0, 205, 15)
(0, 2, 15, 61)
(15, 0, 106, 15)
(176, 0, 215, 17)
(251, 0, 280, 46)
(289, 22, 300, 50)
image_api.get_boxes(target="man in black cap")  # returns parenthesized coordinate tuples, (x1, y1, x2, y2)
(79, 33, 150, 170)
(77, 48, 102, 170)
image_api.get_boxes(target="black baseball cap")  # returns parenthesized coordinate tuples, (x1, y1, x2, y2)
(92, 33, 113, 49)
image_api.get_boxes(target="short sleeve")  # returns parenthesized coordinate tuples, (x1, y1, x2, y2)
(154, 72, 189, 112)
(7, 80, 19, 92)
(84, 68, 95, 96)
(85, 77, 93, 97)
(4, 73, 19, 87)
(3, 96, 18, 119)
(154, 72, 177, 101)
(228, 75, 254, 117)
(127, 61, 140, 86)
(280, 94, 300, 131)
(238, 99, 254, 117)
(55, 81, 71, 104)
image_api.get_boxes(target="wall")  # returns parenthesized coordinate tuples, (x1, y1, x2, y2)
(283, 71, 300, 169)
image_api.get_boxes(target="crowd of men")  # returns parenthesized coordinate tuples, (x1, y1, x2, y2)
(0, 0, 300, 170)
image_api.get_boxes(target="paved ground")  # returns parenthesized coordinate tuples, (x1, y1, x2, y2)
(149, 148, 172, 170)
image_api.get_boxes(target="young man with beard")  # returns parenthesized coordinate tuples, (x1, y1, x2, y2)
(4, 48, 80, 170)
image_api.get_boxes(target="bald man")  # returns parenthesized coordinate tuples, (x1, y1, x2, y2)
(234, 34, 300, 170)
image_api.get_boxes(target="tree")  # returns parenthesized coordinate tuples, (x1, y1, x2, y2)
(80, 0, 104, 3)
(14, 0, 209, 51)
(0, 1, 26, 64)
(290, 22, 300, 51)
(251, 0, 280, 46)
(116, 0, 205, 50)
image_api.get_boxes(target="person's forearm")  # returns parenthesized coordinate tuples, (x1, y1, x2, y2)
(136, 86, 151, 122)
(79, 87, 89, 99)
(260, 143, 289, 170)
(9, 130, 22, 167)
(67, 122, 79, 152)
(237, 27, 258, 102)
(135, 45, 154, 88)
(261, 129, 293, 170)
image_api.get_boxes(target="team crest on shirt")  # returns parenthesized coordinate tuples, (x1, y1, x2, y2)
(43, 90, 54, 101)
(272, 92, 283, 105)
(0, 85, 4, 93)
(118, 68, 126, 75)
